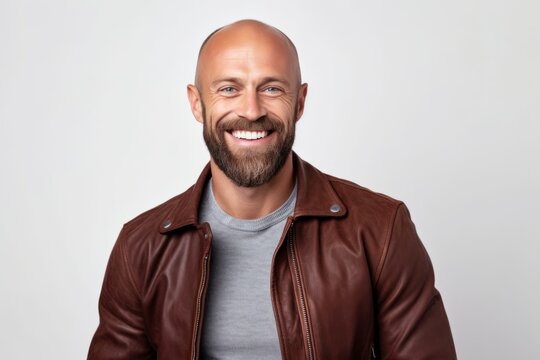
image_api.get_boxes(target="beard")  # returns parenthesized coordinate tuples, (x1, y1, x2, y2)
(202, 104, 296, 188)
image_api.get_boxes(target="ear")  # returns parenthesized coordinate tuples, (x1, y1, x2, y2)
(187, 84, 204, 123)
(295, 83, 308, 121)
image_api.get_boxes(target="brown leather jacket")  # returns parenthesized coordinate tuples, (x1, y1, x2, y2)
(88, 154, 456, 359)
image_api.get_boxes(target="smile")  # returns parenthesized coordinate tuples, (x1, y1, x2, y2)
(230, 130, 270, 140)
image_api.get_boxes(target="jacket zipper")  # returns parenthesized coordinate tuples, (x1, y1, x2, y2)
(191, 253, 209, 360)
(288, 221, 315, 360)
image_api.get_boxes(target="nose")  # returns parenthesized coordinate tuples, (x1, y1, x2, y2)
(236, 89, 267, 121)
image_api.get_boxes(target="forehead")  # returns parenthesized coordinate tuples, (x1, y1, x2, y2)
(197, 26, 299, 85)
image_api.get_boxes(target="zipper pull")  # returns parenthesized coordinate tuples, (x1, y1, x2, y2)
(371, 344, 376, 359)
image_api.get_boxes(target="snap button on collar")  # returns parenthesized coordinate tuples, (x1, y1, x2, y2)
(162, 220, 172, 229)
(329, 204, 341, 213)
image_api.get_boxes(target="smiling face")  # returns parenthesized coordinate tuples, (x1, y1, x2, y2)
(188, 20, 308, 187)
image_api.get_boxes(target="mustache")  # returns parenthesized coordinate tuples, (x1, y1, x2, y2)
(216, 117, 284, 132)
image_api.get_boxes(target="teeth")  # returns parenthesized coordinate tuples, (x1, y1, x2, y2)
(231, 130, 268, 140)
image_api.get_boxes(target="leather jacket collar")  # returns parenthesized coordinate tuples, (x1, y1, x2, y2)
(159, 152, 347, 234)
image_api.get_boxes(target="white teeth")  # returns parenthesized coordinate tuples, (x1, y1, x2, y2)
(231, 130, 268, 140)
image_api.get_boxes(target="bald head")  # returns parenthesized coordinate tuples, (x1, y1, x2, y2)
(194, 20, 302, 90)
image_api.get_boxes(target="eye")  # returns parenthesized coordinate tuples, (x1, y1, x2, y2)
(219, 86, 237, 95)
(263, 86, 282, 95)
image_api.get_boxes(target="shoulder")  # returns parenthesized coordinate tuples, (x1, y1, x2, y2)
(294, 154, 404, 223)
(119, 184, 196, 245)
(325, 173, 404, 220)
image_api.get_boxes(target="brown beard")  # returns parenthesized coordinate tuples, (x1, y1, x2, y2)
(202, 103, 296, 187)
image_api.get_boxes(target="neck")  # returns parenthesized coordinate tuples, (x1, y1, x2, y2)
(209, 154, 295, 219)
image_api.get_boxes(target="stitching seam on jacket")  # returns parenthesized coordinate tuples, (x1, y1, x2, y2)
(374, 202, 404, 286)
(119, 227, 143, 300)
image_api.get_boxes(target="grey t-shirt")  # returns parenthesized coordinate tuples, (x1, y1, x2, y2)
(199, 180, 297, 359)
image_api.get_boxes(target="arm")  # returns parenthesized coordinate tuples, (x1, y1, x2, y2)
(374, 204, 456, 359)
(88, 230, 154, 360)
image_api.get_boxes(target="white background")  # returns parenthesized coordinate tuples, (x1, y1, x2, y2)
(1, 0, 539, 359)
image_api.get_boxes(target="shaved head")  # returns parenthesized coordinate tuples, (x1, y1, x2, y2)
(195, 20, 302, 90)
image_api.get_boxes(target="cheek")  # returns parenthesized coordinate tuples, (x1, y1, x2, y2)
(207, 99, 237, 123)
(265, 97, 297, 116)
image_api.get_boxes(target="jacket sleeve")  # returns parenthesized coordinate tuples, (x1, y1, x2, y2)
(374, 203, 457, 359)
(88, 230, 154, 360)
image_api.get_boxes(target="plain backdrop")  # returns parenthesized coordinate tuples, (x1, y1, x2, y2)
(1, 0, 539, 359)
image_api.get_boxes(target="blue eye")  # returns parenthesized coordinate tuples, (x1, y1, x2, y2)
(220, 86, 237, 94)
(264, 87, 281, 94)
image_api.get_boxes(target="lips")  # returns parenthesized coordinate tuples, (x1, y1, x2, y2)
(230, 130, 270, 140)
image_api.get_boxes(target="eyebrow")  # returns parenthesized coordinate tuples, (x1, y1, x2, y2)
(210, 77, 242, 88)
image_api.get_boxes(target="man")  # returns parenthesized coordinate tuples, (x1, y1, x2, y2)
(88, 20, 456, 359)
